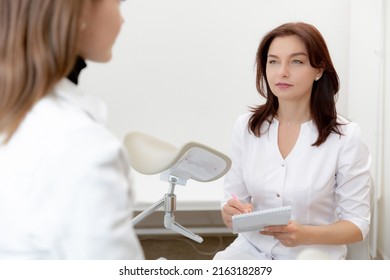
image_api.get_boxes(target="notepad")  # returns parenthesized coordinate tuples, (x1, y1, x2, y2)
(232, 206, 292, 233)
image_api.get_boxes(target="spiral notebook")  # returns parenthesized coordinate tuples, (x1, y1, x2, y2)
(232, 206, 292, 233)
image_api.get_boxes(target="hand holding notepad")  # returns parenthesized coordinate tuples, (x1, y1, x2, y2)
(232, 206, 292, 234)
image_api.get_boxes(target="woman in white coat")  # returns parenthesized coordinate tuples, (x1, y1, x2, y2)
(214, 22, 371, 260)
(0, 0, 144, 259)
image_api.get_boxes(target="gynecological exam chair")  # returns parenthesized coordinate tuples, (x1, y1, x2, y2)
(124, 132, 232, 243)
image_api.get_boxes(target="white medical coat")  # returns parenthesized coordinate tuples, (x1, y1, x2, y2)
(220, 113, 371, 260)
(0, 79, 144, 259)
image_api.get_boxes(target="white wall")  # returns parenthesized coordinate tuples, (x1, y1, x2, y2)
(379, 0, 390, 261)
(348, 0, 385, 259)
(78, 0, 388, 258)
(81, 0, 351, 147)
(79, 0, 351, 209)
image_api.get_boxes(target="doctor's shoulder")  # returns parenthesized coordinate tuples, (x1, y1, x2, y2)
(328, 115, 370, 159)
(335, 115, 365, 142)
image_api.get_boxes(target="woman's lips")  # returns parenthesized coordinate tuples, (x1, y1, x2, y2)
(276, 82, 293, 89)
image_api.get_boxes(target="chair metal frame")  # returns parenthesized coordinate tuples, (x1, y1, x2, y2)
(124, 132, 232, 243)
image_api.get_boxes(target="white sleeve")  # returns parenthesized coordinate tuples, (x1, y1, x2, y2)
(36, 124, 144, 259)
(222, 115, 252, 208)
(335, 123, 372, 239)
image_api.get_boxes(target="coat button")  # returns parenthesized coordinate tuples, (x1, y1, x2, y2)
(276, 193, 281, 197)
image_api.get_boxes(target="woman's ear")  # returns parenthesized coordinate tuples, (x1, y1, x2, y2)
(315, 69, 324, 81)
(79, 1, 92, 32)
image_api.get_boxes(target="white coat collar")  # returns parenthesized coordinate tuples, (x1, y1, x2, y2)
(53, 78, 108, 125)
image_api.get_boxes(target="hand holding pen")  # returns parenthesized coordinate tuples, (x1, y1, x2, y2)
(221, 193, 254, 229)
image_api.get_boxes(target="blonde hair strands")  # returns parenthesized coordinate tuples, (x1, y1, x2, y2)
(0, 0, 87, 143)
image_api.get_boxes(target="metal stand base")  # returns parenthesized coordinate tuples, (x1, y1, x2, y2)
(132, 177, 203, 243)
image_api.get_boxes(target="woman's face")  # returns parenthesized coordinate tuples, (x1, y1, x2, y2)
(77, 0, 124, 62)
(265, 35, 322, 103)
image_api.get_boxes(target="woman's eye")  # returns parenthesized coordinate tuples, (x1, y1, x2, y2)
(268, 60, 278, 64)
(292, 60, 303, 64)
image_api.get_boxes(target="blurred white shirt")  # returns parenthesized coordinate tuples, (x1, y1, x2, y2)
(0, 79, 144, 259)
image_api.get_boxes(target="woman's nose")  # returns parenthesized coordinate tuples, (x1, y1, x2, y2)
(279, 63, 289, 78)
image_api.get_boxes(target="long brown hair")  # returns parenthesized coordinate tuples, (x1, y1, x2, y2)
(249, 22, 342, 146)
(0, 0, 87, 143)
